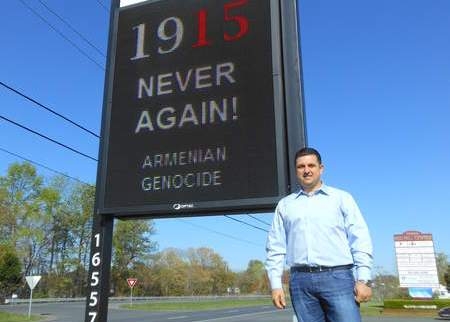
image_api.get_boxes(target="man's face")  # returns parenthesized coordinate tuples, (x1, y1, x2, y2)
(295, 154, 324, 192)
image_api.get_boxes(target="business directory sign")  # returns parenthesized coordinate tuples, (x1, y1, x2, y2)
(394, 231, 440, 288)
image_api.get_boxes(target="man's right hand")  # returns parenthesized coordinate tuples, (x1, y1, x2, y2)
(271, 289, 286, 309)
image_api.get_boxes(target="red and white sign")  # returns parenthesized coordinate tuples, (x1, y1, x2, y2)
(394, 231, 439, 288)
(127, 278, 138, 288)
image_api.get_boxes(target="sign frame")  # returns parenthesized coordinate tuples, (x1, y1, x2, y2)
(95, 0, 305, 218)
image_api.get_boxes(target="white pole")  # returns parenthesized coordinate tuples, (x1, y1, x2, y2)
(28, 289, 33, 318)
(130, 286, 133, 307)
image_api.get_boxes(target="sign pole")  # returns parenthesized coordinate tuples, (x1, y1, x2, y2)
(84, 214, 114, 322)
(282, 0, 308, 192)
(130, 286, 133, 307)
(25, 276, 41, 319)
(28, 289, 33, 318)
(84, 0, 118, 321)
(126, 278, 138, 307)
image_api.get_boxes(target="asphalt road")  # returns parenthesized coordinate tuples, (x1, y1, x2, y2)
(0, 302, 442, 322)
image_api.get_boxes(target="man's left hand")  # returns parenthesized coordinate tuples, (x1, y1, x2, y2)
(354, 282, 372, 303)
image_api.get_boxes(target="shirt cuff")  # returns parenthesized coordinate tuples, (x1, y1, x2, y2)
(267, 272, 283, 290)
(355, 266, 372, 281)
(270, 279, 283, 290)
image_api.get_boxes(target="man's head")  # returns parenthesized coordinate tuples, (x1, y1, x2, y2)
(294, 147, 324, 193)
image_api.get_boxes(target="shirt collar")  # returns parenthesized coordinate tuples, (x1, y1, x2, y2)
(296, 182, 330, 198)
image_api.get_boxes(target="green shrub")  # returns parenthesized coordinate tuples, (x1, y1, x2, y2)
(0, 244, 22, 303)
(384, 299, 450, 309)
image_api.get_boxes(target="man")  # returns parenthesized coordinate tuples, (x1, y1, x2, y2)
(265, 147, 373, 322)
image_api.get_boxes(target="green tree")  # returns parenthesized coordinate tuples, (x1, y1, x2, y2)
(207, 252, 234, 295)
(186, 247, 233, 295)
(372, 266, 403, 300)
(39, 177, 94, 297)
(0, 163, 104, 297)
(39, 186, 64, 273)
(444, 265, 450, 291)
(69, 183, 95, 268)
(0, 162, 43, 246)
(132, 262, 158, 296)
(0, 185, 10, 240)
(237, 260, 269, 294)
(0, 162, 44, 276)
(43, 177, 90, 275)
(150, 248, 188, 296)
(436, 252, 449, 284)
(66, 182, 95, 296)
(111, 219, 157, 295)
(146, 247, 234, 296)
(0, 244, 22, 303)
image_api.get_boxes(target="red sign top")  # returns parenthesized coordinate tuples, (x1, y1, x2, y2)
(127, 278, 138, 288)
(394, 230, 433, 241)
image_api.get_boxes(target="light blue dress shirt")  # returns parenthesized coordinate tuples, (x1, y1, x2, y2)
(265, 183, 373, 290)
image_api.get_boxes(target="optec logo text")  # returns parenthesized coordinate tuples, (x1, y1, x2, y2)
(173, 203, 195, 210)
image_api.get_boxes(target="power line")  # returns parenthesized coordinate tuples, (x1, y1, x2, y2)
(37, 0, 106, 58)
(224, 215, 268, 233)
(0, 146, 92, 186)
(177, 218, 264, 247)
(247, 214, 272, 227)
(0, 81, 100, 139)
(18, 0, 105, 70)
(0, 115, 98, 162)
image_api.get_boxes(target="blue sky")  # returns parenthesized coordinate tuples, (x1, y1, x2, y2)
(1, 0, 449, 275)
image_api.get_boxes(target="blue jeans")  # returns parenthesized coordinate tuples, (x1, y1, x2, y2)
(289, 268, 361, 322)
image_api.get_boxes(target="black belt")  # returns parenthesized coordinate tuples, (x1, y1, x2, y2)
(290, 264, 353, 273)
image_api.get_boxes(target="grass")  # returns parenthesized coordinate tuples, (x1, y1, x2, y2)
(121, 297, 273, 311)
(360, 302, 437, 318)
(0, 299, 440, 320)
(122, 298, 439, 318)
(0, 311, 41, 322)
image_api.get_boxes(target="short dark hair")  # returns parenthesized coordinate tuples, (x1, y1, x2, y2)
(294, 147, 322, 165)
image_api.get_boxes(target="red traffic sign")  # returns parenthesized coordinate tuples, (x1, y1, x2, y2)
(127, 278, 138, 288)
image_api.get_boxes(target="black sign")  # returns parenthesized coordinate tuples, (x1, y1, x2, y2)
(98, 0, 289, 216)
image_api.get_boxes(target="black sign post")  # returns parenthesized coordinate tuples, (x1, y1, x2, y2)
(85, 0, 306, 321)
(84, 213, 113, 322)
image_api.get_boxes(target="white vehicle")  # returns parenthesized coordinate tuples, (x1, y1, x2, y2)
(437, 285, 450, 299)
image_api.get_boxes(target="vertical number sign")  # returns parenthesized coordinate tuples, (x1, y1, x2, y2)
(87, 233, 100, 322)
